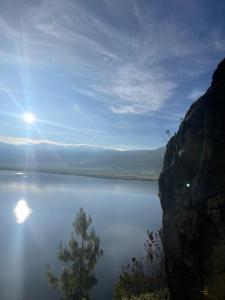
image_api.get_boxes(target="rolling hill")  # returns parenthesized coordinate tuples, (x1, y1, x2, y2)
(0, 142, 165, 180)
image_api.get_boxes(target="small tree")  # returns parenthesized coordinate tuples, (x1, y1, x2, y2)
(47, 208, 103, 300)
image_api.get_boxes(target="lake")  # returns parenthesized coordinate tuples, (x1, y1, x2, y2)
(0, 170, 162, 300)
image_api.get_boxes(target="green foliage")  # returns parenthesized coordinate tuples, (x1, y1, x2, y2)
(47, 208, 103, 300)
(144, 229, 166, 290)
(113, 229, 168, 300)
(113, 257, 150, 298)
(121, 289, 170, 300)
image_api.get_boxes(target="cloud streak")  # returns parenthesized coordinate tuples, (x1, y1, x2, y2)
(0, 135, 129, 151)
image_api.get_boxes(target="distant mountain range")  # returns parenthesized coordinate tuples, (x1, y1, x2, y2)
(0, 142, 165, 180)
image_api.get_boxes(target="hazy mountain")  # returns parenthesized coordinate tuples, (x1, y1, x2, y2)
(0, 142, 165, 180)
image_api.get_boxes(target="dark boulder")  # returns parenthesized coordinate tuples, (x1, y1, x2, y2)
(159, 58, 225, 300)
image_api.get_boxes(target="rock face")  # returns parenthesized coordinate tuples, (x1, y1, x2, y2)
(159, 58, 225, 300)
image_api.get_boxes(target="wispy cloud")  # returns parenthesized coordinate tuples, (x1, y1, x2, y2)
(129, 0, 145, 26)
(0, 0, 224, 116)
(91, 64, 176, 114)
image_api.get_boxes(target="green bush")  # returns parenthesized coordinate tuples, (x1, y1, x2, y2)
(121, 289, 170, 300)
(113, 229, 169, 300)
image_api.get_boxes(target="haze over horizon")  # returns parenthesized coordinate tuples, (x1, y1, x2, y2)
(0, 0, 225, 149)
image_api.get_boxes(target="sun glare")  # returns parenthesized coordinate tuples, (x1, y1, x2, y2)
(23, 113, 36, 124)
(14, 199, 32, 224)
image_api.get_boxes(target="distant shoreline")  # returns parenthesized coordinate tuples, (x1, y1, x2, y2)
(0, 167, 158, 182)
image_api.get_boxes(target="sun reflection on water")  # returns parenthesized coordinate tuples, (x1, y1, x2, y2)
(14, 199, 32, 224)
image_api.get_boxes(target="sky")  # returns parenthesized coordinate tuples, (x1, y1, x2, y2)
(0, 0, 225, 150)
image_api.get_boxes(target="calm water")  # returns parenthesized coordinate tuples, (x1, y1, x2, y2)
(0, 171, 161, 300)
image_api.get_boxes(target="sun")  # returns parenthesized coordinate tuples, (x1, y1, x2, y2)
(23, 112, 36, 124)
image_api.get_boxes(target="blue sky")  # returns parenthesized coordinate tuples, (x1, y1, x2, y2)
(0, 0, 224, 149)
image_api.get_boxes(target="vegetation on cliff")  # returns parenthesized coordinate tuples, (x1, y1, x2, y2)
(113, 229, 169, 300)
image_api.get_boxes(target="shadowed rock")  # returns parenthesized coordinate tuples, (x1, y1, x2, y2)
(159, 58, 225, 300)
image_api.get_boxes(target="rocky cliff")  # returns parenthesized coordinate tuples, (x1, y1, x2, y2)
(159, 58, 225, 300)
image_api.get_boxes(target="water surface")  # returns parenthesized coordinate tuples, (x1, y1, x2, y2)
(0, 171, 161, 300)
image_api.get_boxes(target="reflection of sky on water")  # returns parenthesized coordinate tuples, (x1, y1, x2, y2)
(0, 170, 161, 300)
